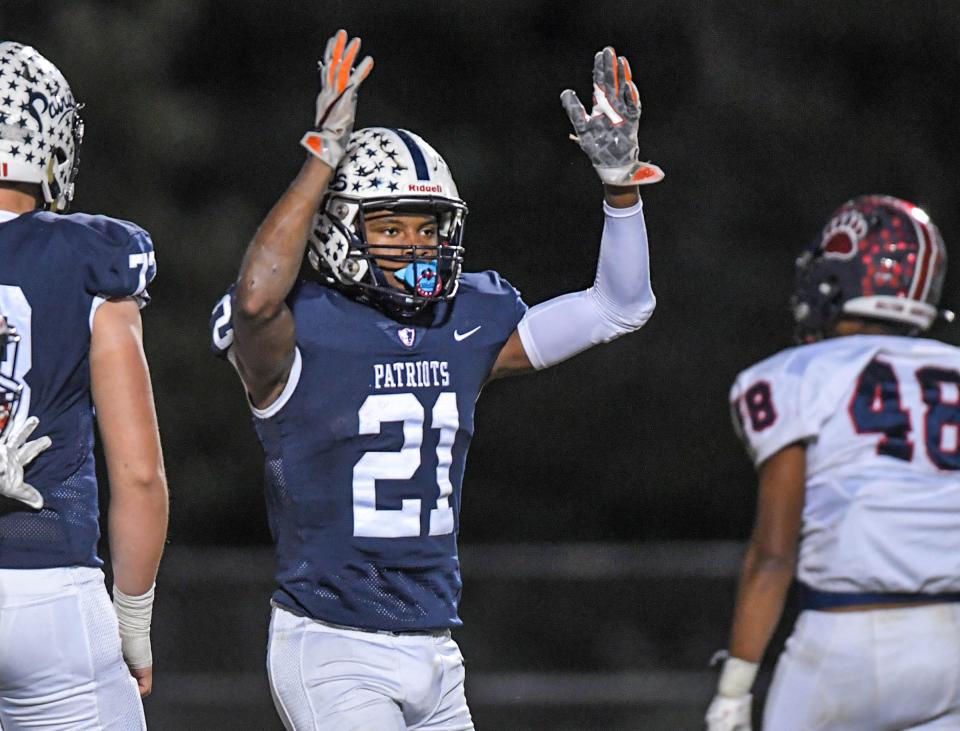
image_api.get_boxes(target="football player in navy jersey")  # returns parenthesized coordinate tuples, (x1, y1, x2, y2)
(212, 30, 661, 729)
(706, 197, 960, 730)
(0, 43, 167, 729)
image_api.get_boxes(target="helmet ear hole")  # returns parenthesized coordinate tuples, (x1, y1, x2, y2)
(818, 275, 839, 297)
(309, 199, 370, 287)
(343, 258, 366, 280)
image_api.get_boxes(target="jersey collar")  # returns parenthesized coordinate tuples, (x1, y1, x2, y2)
(0, 210, 19, 224)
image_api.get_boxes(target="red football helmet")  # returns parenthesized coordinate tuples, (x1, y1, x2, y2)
(792, 195, 948, 341)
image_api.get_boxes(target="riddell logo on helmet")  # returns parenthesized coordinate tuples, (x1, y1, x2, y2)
(407, 183, 443, 194)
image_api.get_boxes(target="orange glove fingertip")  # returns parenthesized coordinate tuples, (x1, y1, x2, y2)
(338, 38, 361, 90)
(328, 30, 347, 87)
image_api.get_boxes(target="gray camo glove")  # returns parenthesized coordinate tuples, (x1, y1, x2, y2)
(561, 47, 664, 186)
(0, 416, 52, 510)
(301, 29, 374, 169)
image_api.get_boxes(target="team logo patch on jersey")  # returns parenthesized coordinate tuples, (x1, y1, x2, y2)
(397, 327, 416, 348)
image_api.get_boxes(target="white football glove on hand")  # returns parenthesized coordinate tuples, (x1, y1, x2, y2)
(0, 416, 52, 510)
(301, 29, 374, 170)
(706, 693, 753, 731)
(561, 47, 664, 186)
(706, 654, 758, 731)
(705, 694, 753, 731)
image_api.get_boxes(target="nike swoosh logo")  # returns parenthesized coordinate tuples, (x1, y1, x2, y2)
(453, 325, 482, 342)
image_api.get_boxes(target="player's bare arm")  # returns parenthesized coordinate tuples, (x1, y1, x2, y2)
(233, 157, 334, 406)
(705, 444, 805, 729)
(727, 444, 805, 663)
(91, 297, 168, 697)
(490, 47, 661, 380)
(233, 30, 372, 408)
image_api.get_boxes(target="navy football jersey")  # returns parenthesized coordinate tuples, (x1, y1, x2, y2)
(211, 273, 526, 630)
(0, 209, 156, 569)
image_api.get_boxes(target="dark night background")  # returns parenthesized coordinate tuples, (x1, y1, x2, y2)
(4, 1, 960, 728)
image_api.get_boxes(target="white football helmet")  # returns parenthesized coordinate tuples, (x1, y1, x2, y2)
(309, 127, 467, 315)
(0, 42, 83, 211)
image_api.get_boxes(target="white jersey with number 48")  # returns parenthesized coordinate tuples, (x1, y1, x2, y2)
(730, 334, 960, 595)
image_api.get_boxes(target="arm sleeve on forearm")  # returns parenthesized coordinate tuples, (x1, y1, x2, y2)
(516, 199, 655, 370)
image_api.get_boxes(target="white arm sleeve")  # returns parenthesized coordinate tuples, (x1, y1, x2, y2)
(516, 199, 655, 370)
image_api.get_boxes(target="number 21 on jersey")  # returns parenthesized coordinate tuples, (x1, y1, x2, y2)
(353, 392, 458, 538)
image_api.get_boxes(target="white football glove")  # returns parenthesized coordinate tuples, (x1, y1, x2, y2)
(0, 416, 52, 510)
(301, 29, 374, 170)
(561, 47, 664, 186)
(705, 694, 753, 731)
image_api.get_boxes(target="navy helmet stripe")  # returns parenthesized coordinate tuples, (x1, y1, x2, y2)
(392, 129, 430, 181)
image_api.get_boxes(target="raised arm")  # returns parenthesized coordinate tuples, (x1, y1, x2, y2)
(91, 297, 168, 697)
(705, 443, 806, 730)
(232, 30, 372, 408)
(490, 47, 662, 379)
(233, 158, 333, 407)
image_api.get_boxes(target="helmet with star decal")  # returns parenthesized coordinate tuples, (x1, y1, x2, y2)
(0, 42, 83, 212)
(309, 127, 467, 316)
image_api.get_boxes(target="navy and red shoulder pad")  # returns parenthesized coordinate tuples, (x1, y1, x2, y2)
(34, 211, 156, 305)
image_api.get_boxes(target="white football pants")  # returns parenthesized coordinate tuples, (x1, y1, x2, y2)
(267, 605, 474, 731)
(0, 566, 145, 730)
(765, 604, 960, 730)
